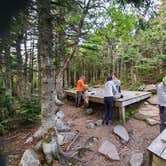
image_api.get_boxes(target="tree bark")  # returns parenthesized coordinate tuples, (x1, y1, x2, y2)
(4, 46, 12, 95)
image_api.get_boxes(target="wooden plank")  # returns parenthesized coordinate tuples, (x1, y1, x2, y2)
(148, 129, 166, 160)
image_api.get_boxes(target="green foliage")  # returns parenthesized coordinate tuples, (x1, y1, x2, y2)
(0, 91, 41, 135)
(18, 95, 41, 125)
(0, 90, 15, 122)
(125, 107, 138, 120)
(0, 88, 16, 135)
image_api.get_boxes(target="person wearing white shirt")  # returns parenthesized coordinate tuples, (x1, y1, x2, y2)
(103, 76, 118, 125)
(157, 76, 166, 133)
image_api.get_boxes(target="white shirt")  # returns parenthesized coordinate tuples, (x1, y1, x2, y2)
(157, 82, 166, 107)
(104, 80, 117, 97)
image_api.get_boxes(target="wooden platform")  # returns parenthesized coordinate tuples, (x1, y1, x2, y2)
(148, 129, 166, 165)
(64, 88, 152, 124)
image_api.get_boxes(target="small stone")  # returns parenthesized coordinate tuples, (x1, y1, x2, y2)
(144, 102, 149, 105)
(146, 118, 159, 126)
(56, 111, 64, 119)
(86, 108, 94, 115)
(8, 154, 20, 160)
(86, 120, 93, 123)
(24, 137, 33, 144)
(20, 149, 40, 166)
(98, 140, 120, 160)
(113, 125, 129, 142)
(86, 122, 95, 129)
(130, 153, 143, 166)
(95, 119, 103, 126)
(139, 84, 146, 91)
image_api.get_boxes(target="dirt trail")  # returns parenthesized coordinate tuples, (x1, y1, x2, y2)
(0, 101, 159, 166)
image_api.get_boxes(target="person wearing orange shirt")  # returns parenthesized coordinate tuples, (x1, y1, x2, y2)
(76, 76, 87, 107)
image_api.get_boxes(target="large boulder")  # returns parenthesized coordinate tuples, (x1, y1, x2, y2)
(98, 140, 120, 161)
(144, 84, 156, 93)
(134, 108, 158, 121)
(20, 149, 40, 166)
(146, 118, 159, 126)
(130, 153, 143, 166)
(113, 125, 129, 142)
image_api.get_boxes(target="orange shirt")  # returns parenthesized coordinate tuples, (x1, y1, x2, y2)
(76, 79, 85, 91)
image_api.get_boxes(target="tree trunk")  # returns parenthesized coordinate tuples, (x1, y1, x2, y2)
(16, 34, 23, 97)
(4, 46, 12, 95)
(37, 0, 60, 163)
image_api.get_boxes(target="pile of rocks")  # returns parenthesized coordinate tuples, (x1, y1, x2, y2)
(98, 125, 143, 166)
(20, 106, 75, 166)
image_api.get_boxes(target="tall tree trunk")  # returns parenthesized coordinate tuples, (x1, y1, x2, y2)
(16, 34, 23, 97)
(4, 46, 12, 95)
(37, 0, 60, 163)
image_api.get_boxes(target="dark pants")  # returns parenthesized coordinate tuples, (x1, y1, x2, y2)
(159, 105, 166, 133)
(103, 96, 114, 124)
(76, 91, 83, 107)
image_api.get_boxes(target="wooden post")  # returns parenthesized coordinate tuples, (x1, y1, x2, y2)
(119, 106, 126, 124)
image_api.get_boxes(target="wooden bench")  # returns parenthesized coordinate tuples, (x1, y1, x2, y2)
(64, 88, 152, 124)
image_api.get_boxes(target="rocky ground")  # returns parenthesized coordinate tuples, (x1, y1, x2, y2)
(0, 98, 160, 166)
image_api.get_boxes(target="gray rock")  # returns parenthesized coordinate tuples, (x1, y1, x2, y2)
(20, 149, 40, 166)
(130, 153, 143, 166)
(144, 101, 149, 105)
(134, 111, 158, 121)
(56, 111, 65, 119)
(144, 84, 156, 93)
(42, 139, 58, 163)
(98, 140, 120, 160)
(86, 122, 95, 129)
(86, 119, 93, 123)
(113, 125, 129, 142)
(33, 127, 42, 141)
(86, 108, 94, 115)
(58, 132, 75, 145)
(146, 118, 159, 126)
(8, 154, 20, 160)
(24, 137, 33, 144)
(55, 118, 65, 130)
(95, 119, 103, 126)
(147, 95, 157, 105)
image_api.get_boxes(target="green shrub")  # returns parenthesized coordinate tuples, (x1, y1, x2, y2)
(18, 95, 41, 125)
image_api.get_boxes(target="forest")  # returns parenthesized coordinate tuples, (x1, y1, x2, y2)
(0, 0, 166, 166)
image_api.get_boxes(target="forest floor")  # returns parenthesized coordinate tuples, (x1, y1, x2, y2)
(0, 100, 159, 166)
